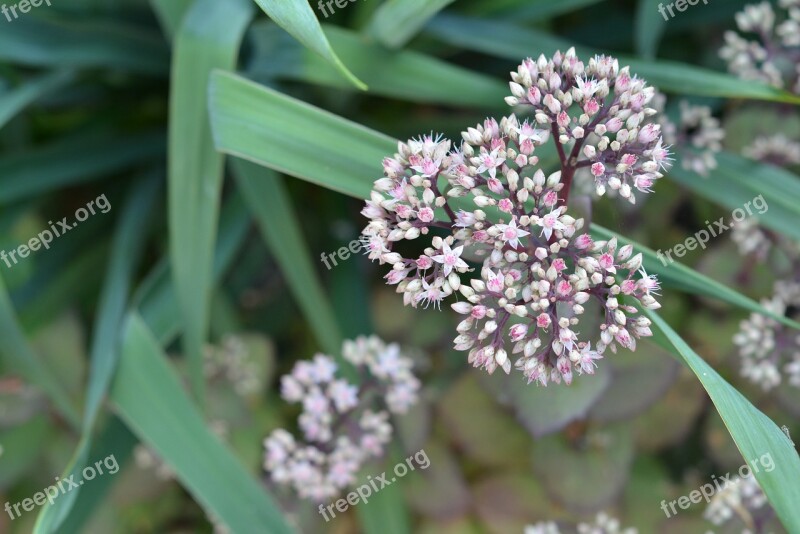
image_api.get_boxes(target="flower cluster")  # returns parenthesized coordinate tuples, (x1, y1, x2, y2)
(744, 133, 800, 166)
(525, 512, 638, 534)
(506, 48, 671, 202)
(204, 335, 262, 397)
(720, 0, 800, 93)
(704, 476, 770, 529)
(361, 50, 663, 387)
(263, 337, 419, 501)
(733, 280, 800, 390)
(659, 98, 724, 176)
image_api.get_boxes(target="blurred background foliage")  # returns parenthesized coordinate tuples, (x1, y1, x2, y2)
(0, 0, 799, 532)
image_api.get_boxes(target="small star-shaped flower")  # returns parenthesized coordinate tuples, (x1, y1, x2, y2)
(431, 242, 468, 276)
(496, 219, 531, 249)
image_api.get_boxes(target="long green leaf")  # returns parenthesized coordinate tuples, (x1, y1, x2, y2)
(0, 129, 165, 205)
(247, 23, 506, 108)
(0, 275, 80, 429)
(250, 0, 366, 90)
(149, 0, 193, 38)
(0, 16, 168, 75)
(232, 160, 343, 356)
(424, 13, 800, 104)
(670, 152, 800, 243)
(464, 0, 604, 19)
(0, 69, 74, 130)
(635, 0, 666, 59)
(168, 0, 253, 404)
(33, 176, 159, 534)
(110, 314, 293, 534)
(137, 192, 250, 346)
(646, 310, 800, 531)
(366, 0, 455, 48)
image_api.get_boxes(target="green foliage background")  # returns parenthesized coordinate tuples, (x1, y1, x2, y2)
(0, 0, 798, 532)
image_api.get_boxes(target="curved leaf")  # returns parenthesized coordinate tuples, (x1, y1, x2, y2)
(168, 0, 253, 403)
(646, 309, 800, 532)
(250, 0, 366, 90)
(366, 0, 455, 49)
(0, 69, 74, 130)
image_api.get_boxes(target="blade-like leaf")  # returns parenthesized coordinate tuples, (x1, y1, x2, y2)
(247, 23, 507, 108)
(0, 275, 80, 429)
(366, 0, 455, 49)
(0, 16, 168, 74)
(670, 152, 800, 243)
(646, 310, 800, 531)
(33, 176, 159, 534)
(110, 314, 293, 534)
(424, 13, 800, 104)
(250, 0, 366, 90)
(210, 71, 393, 199)
(464, 0, 604, 19)
(149, 0, 193, 38)
(0, 129, 165, 205)
(168, 0, 253, 403)
(635, 0, 666, 59)
(232, 160, 343, 356)
(0, 69, 74, 130)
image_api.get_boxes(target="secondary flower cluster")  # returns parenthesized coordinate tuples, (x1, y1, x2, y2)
(506, 48, 671, 202)
(744, 133, 800, 167)
(704, 476, 770, 529)
(361, 51, 664, 387)
(720, 0, 800, 93)
(733, 280, 800, 390)
(525, 512, 638, 534)
(658, 98, 724, 176)
(263, 337, 419, 501)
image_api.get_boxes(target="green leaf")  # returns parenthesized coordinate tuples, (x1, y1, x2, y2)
(250, 0, 366, 90)
(0, 16, 168, 75)
(0, 275, 80, 429)
(646, 310, 800, 531)
(110, 314, 293, 534)
(168, 0, 253, 403)
(0, 414, 51, 488)
(247, 23, 507, 107)
(424, 13, 800, 104)
(57, 417, 138, 534)
(0, 69, 74, 130)
(33, 177, 159, 534)
(232, 160, 343, 356)
(210, 71, 393, 199)
(635, 0, 666, 59)
(136, 192, 250, 346)
(670, 151, 800, 243)
(0, 129, 165, 205)
(366, 0, 455, 49)
(149, 0, 193, 38)
(465, 0, 604, 20)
